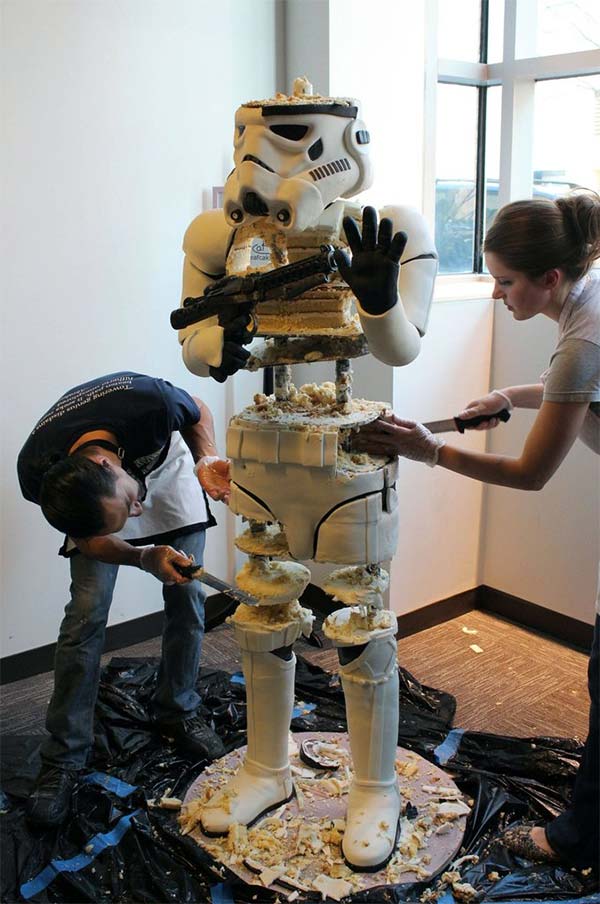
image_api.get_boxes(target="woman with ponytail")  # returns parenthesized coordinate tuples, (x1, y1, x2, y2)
(356, 190, 600, 868)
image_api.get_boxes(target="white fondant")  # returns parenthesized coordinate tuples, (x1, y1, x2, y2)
(182, 323, 224, 373)
(339, 636, 401, 870)
(200, 650, 296, 834)
(223, 97, 373, 233)
(227, 412, 398, 564)
(356, 300, 421, 367)
(182, 209, 231, 278)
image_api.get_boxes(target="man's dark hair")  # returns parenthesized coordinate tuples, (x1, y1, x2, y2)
(40, 455, 118, 538)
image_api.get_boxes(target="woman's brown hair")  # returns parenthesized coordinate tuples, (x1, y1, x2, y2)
(483, 190, 600, 282)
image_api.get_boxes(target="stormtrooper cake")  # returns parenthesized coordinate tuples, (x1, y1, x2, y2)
(175, 76, 438, 873)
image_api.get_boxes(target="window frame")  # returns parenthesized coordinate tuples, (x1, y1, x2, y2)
(424, 0, 600, 276)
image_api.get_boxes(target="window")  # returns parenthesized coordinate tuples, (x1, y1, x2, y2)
(428, 0, 600, 275)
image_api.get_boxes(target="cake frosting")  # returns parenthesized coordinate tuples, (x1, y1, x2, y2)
(235, 523, 290, 557)
(236, 558, 311, 604)
(322, 565, 389, 608)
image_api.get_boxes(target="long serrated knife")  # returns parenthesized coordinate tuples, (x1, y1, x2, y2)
(173, 563, 260, 606)
(424, 408, 511, 434)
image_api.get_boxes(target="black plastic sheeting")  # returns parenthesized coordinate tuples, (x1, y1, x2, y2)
(2, 654, 598, 903)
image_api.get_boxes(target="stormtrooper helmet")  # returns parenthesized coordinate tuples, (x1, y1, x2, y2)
(223, 77, 374, 232)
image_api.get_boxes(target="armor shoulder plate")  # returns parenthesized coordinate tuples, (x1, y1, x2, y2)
(183, 209, 232, 276)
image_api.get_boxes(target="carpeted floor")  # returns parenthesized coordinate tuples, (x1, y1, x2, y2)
(1, 609, 590, 742)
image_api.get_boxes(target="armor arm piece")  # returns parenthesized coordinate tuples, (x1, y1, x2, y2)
(356, 295, 421, 366)
(178, 210, 233, 375)
(380, 204, 438, 338)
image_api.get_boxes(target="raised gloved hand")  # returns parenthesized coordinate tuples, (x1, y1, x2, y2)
(354, 413, 445, 467)
(334, 206, 408, 315)
(457, 390, 513, 430)
(209, 307, 256, 383)
(139, 545, 195, 584)
(195, 455, 231, 504)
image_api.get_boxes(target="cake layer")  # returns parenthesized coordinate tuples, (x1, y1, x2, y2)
(236, 558, 311, 604)
(322, 565, 389, 608)
(246, 335, 370, 370)
(235, 524, 290, 557)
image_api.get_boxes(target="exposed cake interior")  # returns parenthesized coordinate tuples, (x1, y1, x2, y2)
(323, 565, 389, 608)
(236, 557, 311, 604)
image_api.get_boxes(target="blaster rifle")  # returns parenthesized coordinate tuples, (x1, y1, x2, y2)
(170, 244, 338, 331)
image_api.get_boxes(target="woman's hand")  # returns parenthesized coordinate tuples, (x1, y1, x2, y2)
(195, 455, 231, 503)
(354, 413, 445, 467)
(457, 390, 513, 430)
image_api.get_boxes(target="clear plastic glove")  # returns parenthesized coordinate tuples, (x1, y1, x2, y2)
(334, 206, 408, 315)
(195, 455, 231, 503)
(139, 545, 194, 584)
(457, 390, 513, 430)
(354, 413, 445, 467)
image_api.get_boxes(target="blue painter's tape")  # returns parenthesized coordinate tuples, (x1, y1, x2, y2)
(81, 771, 137, 798)
(292, 701, 316, 718)
(492, 899, 600, 904)
(434, 729, 465, 766)
(210, 881, 236, 904)
(20, 808, 142, 899)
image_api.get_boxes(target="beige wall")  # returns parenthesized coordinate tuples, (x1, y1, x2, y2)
(1, 0, 279, 657)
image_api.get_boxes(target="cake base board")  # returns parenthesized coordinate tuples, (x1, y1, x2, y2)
(182, 731, 467, 898)
(247, 335, 369, 370)
(233, 400, 387, 429)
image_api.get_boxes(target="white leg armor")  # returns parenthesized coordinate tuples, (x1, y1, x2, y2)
(201, 630, 297, 835)
(339, 634, 400, 871)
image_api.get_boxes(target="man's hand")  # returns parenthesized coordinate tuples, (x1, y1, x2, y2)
(334, 206, 408, 315)
(195, 455, 231, 503)
(139, 546, 195, 584)
(457, 390, 513, 429)
(354, 413, 445, 467)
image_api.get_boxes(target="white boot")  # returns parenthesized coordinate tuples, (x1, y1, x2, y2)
(201, 649, 295, 835)
(339, 635, 401, 871)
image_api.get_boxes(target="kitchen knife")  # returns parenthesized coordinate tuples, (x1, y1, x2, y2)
(424, 408, 511, 434)
(173, 563, 260, 607)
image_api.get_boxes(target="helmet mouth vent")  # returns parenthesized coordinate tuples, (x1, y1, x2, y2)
(242, 155, 275, 174)
(243, 192, 270, 216)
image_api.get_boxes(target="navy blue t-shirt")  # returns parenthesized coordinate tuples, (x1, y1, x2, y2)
(18, 372, 201, 504)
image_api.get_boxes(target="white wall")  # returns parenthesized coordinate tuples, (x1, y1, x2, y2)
(1, 0, 279, 657)
(390, 299, 494, 613)
(480, 304, 600, 626)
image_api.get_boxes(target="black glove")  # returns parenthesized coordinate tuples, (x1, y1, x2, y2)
(334, 206, 408, 315)
(209, 307, 256, 383)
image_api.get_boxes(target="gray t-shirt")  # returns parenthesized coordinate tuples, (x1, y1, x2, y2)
(541, 270, 600, 455)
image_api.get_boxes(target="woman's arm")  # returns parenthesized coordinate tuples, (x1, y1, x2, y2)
(356, 400, 589, 490)
(501, 384, 544, 410)
(438, 400, 589, 490)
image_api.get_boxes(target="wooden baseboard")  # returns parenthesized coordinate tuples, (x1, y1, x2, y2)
(477, 584, 594, 652)
(397, 588, 478, 638)
(1, 584, 594, 685)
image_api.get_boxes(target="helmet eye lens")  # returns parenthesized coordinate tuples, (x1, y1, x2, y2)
(269, 124, 309, 141)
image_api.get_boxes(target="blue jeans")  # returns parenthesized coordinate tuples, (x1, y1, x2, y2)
(546, 615, 599, 868)
(41, 530, 207, 769)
